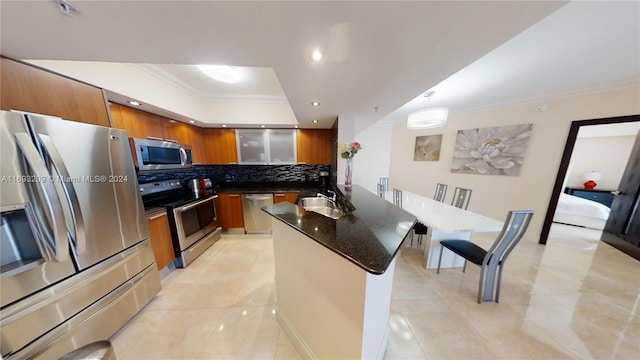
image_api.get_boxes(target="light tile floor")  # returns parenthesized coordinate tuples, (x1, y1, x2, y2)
(111, 224, 640, 359)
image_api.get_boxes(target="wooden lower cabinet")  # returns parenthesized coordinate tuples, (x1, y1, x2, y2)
(273, 192, 299, 204)
(146, 209, 176, 270)
(217, 193, 244, 229)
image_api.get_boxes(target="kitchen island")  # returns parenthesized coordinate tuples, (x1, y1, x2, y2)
(262, 185, 416, 359)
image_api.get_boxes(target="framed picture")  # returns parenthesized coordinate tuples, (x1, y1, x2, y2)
(414, 134, 442, 161)
(451, 123, 533, 176)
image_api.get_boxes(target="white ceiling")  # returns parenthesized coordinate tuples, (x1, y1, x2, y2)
(1, 1, 638, 130)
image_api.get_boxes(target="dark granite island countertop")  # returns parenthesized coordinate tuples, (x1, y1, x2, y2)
(262, 184, 417, 275)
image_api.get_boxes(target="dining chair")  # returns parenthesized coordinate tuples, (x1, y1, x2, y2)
(379, 177, 389, 191)
(436, 210, 534, 303)
(377, 183, 385, 198)
(413, 183, 448, 245)
(392, 188, 402, 208)
(451, 187, 472, 210)
(434, 183, 448, 202)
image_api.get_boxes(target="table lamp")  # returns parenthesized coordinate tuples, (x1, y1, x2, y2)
(583, 171, 602, 190)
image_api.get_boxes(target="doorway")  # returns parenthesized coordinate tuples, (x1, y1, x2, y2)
(539, 114, 640, 250)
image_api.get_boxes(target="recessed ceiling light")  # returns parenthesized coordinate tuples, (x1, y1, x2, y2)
(221, 124, 227, 128)
(311, 101, 320, 107)
(294, 125, 299, 128)
(189, 120, 195, 124)
(128, 101, 141, 106)
(197, 65, 243, 84)
(312, 119, 319, 124)
(310, 48, 323, 62)
(260, 124, 266, 128)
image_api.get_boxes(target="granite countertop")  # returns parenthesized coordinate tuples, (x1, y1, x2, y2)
(263, 185, 417, 275)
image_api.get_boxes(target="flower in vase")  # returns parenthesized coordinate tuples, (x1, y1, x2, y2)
(339, 142, 362, 160)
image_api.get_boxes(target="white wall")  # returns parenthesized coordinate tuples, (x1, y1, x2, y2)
(566, 135, 636, 189)
(337, 116, 356, 185)
(386, 86, 640, 238)
(352, 122, 393, 193)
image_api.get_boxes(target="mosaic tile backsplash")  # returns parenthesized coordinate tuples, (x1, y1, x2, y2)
(137, 164, 330, 185)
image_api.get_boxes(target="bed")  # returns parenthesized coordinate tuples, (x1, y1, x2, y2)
(553, 193, 611, 230)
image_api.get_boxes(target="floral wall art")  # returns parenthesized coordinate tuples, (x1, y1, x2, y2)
(414, 134, 442, 161)
(451, 123, 533, 176)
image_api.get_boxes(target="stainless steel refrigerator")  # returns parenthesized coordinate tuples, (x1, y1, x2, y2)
(0, 110, 160, 359)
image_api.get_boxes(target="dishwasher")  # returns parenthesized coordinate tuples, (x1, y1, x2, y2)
(242, 194, 274, 233)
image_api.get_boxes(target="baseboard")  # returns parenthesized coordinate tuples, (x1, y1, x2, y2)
(275, 308, 316, 359)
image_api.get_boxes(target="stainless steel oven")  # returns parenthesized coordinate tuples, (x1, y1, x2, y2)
(173, 194, 221, 266)
(140, 179, 221, 268)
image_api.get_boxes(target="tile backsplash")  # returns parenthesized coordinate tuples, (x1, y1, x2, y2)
(137, 164, 330, 184)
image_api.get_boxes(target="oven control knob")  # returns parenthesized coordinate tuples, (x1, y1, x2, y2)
(170, 182, 176, 186)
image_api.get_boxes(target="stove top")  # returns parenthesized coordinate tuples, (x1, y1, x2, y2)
(140, 179, 216, 209)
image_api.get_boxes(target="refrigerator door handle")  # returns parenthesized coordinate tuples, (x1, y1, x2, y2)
(14, 132, 69, 262)
(36, 133, 87, 254)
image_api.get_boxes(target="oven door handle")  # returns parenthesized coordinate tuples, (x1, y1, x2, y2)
(175, 195, 218, 213)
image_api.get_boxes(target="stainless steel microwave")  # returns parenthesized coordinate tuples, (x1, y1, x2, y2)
(130, 138, 193, 172)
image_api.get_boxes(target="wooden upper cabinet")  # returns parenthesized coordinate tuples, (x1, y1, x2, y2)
(109, 102, 207, 163)
(297, 129, 332, 165)
(111, 103, 164, 139)
(1, 57, 110, 127)
(203, 128, 239, 164)
(162, 121, 207, 164)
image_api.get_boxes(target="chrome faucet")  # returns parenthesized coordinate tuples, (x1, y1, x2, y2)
(317, 190, 336, 202)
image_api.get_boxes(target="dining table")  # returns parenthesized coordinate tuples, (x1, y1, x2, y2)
(383, 190, 504, 270)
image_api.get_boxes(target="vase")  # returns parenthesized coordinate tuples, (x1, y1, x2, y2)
(344, 158, 353, 188)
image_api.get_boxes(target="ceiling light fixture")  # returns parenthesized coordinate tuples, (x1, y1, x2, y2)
(128, 101, 141, 106)
(260, 124, 266, 128)
(221, 124, 227, 128)
(196, 65, 243, 84)
(311, 101, 320, 107)
(189, 120, 195, 124)
(407, 91, 448, 130)
(294, 125, 299, 128)
(312, 119, 319, 124)
(310, 49, 323, 62)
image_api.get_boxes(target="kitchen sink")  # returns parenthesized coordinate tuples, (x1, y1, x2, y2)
(299, 197, 335, 208)
(299, 197, 345, 219)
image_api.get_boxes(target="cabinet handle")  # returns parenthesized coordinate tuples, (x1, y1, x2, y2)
(275, 194, 285, 197)
(228, 162, 238, 164)
(148, 212, 167, 220)
(228, 194, 240, 198)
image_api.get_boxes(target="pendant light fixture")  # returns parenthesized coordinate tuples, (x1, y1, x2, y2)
(407, 91, 448, 129)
